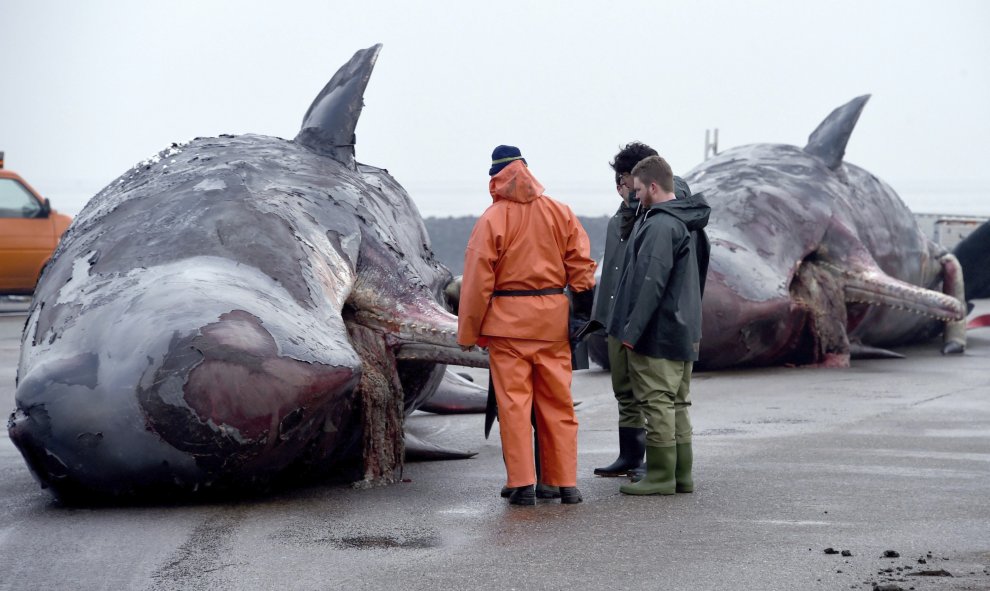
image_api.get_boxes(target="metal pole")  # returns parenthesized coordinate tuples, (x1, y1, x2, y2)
(704, 129, 719, 160)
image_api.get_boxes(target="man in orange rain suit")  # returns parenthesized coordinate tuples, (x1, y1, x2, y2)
(458, 145, 596, 506)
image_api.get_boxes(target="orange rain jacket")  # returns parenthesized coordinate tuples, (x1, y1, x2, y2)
(457, 161, 596, 347)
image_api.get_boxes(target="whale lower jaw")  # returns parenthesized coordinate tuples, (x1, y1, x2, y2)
(819, 261, 966, 322)
(394, 343, 489, 367)
(351, 305, 491, 369)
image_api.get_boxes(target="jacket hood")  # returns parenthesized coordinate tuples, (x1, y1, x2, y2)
(489, 160, 544, 203)
(647, 192, 711, 231)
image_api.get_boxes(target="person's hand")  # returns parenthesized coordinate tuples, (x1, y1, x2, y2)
(568, 317, 586, 341)
(459, 344, 476, 352)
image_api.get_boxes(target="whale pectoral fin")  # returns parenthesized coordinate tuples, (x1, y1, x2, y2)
(849, 341, 905, 360)
(418, 369, 488, 414)
(295, 44, 383, 167)
(803, 95, 870, 170)
(403, 430, 477, 462)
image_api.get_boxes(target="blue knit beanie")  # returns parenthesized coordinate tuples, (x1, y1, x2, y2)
(489, 145, 527, 176)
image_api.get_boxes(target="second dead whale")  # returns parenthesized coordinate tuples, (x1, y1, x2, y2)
(588, 95, 966, 370)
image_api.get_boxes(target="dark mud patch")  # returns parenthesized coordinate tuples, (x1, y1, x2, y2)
(337, 534, 440, 549)
(270, 520, 441, 550)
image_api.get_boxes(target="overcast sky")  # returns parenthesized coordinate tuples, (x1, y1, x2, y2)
(2, 0, 988, 217)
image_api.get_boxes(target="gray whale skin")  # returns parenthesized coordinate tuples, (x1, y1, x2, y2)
(589, 95, 967, 370)
(9, 44, 486, 502)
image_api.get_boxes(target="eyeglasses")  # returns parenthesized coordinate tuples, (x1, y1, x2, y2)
(617, 173, 632, 187)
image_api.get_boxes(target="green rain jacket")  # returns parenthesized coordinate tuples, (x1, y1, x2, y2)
(591, 176, 694, 329)
(606, 191, 711, 360)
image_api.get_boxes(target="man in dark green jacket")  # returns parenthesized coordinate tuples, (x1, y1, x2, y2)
(607, 155, 710, 495)
(592, 143, 694, 479)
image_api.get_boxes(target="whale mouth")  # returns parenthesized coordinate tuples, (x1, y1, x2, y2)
(789, 250, 965, 324)
(817, 260, 966, 322)
(350, 303, 490, 368)
(780, 254, 966, 367)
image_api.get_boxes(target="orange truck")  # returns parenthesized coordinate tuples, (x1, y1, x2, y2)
(0, 151, 73, 294)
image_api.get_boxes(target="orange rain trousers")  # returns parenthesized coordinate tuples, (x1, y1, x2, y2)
(488, 336, 578, 488)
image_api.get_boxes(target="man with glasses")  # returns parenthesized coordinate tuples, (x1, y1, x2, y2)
(590, 143, 695, 481)
(589, 142, 658, 478)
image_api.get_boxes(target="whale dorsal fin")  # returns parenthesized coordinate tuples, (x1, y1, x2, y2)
(803, 94, 870, 170)
(295, 44, 382, 167)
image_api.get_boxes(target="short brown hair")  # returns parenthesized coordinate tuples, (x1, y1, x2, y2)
(631, 155, 674, 193)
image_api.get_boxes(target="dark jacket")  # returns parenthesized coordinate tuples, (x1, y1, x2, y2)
(607, 191, 711, 360)
(591, 176, 694, 329)
(590, 201, 637, 327)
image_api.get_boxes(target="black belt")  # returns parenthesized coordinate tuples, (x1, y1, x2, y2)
(492, 287, 565, 297)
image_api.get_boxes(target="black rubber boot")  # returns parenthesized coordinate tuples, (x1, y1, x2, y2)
(509, 484, 536, 505)
(620, 446, 676, 495)
(594, 426, 646, 476)
(675, 442, 693, 493)
(559, 486, 583, 504)
(503, 483, 558, 499)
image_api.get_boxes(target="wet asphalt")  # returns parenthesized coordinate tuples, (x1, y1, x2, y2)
(0, 298, 988, 591)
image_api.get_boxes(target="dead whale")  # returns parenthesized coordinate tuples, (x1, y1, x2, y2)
(588, 96, 966, 370)
(8, 44, 486, 502)
(691, 95, 966, 368)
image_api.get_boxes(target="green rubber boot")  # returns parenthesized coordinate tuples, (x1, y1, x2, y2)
(620, 446, 676, 495)
(675, 442, 693, 493)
